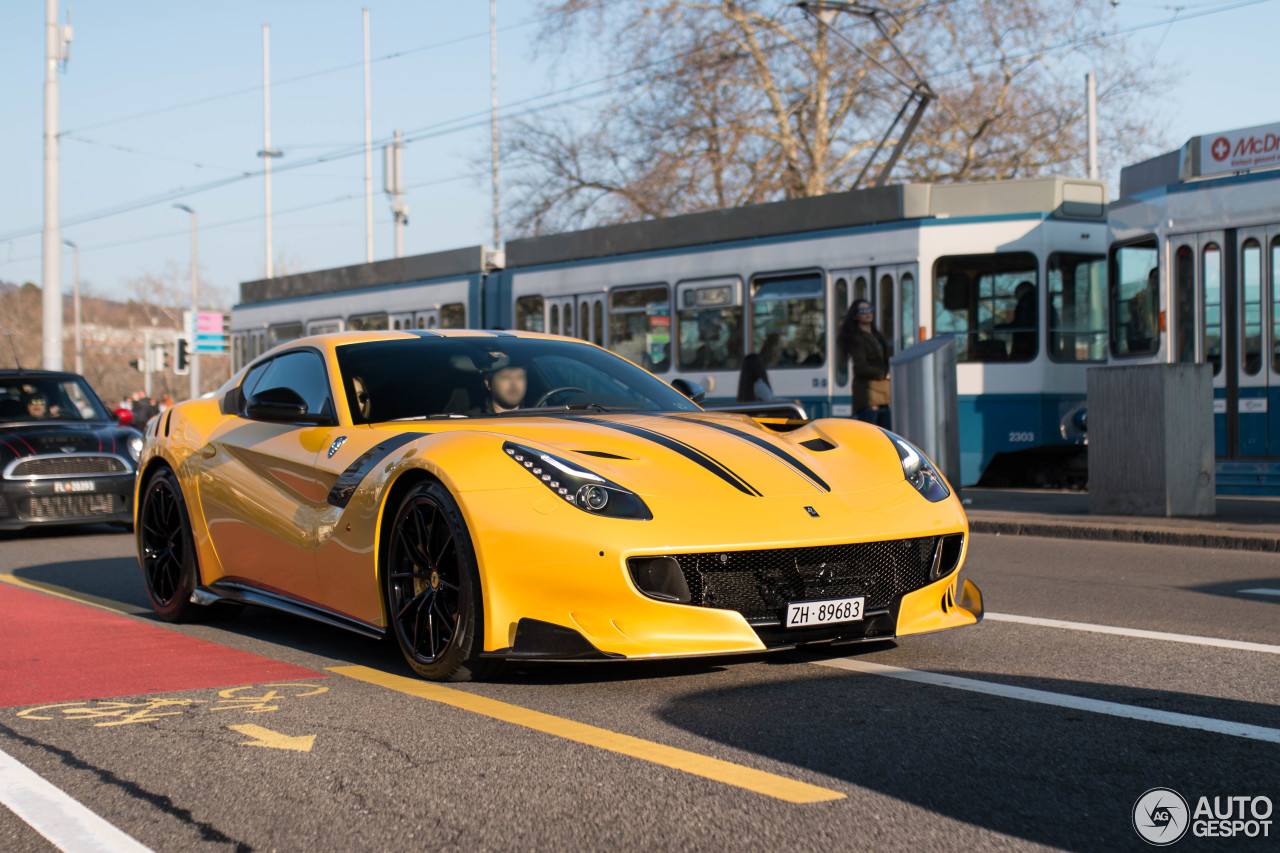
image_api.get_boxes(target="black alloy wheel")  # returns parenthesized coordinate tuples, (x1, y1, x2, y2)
(384, 480, 499, 681)
(138, 467, 200, 621)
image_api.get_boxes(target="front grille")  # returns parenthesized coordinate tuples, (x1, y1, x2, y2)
(10, 455, 128, 477)
(661, 536, 941, 622)
(17, 493, 124, 520)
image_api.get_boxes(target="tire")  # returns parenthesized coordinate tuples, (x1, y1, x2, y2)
(137, 467, 201, 622)
(384, 480, 501, 682)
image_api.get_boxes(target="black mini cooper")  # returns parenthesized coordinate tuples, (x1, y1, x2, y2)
(0, 370, 143, 531)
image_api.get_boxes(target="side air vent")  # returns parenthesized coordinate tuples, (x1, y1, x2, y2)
(930, 534, 965, 581)
(799, 438, 836, 451)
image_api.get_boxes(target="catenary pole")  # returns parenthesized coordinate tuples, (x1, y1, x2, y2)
(364, 8, 373, 263)
(42, 0, 63, 370)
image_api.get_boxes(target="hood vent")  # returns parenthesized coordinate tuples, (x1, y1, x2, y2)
(574, 450, 633, 460)
(799, 438, 836, 452)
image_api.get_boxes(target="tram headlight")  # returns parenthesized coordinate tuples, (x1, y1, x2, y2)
(882, 431, 950, 503)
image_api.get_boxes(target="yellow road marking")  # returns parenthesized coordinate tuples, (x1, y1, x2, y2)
(0, 573, 137, 615)
(330, 665, 844, 804)
(227, 724, 315, 752)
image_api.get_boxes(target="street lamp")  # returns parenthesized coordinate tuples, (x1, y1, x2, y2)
(172, 203, 199, 400)
(62, 238, 81, 374)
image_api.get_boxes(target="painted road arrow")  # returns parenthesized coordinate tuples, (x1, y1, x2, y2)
(227, 724, 315, 752)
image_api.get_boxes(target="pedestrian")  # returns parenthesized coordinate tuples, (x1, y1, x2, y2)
(837, 299, 892, 428)
(736, 353, 776, 403)
(159, 393, 174, 413)
(131, 391, 156, 425)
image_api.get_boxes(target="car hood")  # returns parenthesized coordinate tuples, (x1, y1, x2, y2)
(432, 411, 909, 499)
(0, 421, 140, 469)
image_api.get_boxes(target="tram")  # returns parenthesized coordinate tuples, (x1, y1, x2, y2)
(1110, 119, 1280, 494)
(231, 176, 1109, 487)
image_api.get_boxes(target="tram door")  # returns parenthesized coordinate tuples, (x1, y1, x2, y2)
(389, 313, 414, 331)
(547, 296, 574, 338)
(1172, 228, 1278, 458)
(830, 268, 870, 393)
(872, 263, 920, 354)
(413, 309, 440, 330)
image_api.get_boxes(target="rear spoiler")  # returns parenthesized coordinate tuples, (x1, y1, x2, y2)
(699, 400, 809, 420)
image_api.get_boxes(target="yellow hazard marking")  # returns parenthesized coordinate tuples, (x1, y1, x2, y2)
(0, 573, 138, 614)
(330, 665, 845, 804)
(228, 724, 315, 752)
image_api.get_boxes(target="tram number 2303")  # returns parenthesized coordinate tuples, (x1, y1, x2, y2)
(1008, 431, 1036, 443)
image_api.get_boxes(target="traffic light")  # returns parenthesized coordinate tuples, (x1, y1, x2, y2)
(174, 335, 191, 376)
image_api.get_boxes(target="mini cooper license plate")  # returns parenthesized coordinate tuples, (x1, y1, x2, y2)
(53, 480, 96, 493)
(785, 596, 865, 628)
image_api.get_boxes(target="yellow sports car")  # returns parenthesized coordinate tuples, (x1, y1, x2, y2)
(135, 330, 982, 681)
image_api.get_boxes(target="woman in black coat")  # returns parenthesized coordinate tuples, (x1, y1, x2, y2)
(837, 299, 891, 427)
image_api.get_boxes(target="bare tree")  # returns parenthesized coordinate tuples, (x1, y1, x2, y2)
(503, 0, 1170, 235)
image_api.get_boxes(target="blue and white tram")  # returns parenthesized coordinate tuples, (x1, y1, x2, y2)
(492, 177, 1108, 486)
(1111, 121, 1280, 494)
(230, 177, 1108, 487)
(231, 246, 493, 367)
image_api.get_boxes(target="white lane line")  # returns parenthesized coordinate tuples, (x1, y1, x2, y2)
(1239, 588, 1280, 597)
(0, 747, 153, 853)
(817, 659, 1280, 745)
(985, 611, 1280, 656)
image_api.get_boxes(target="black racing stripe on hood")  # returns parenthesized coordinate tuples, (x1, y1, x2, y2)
(667, 416, 831, 493)
(563, 416, 761, 497)
(327, 432, 424, 508)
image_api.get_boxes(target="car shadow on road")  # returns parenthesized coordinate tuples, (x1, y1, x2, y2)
(1184, 576, 1280, 605)
(653, 647, 1278, 851)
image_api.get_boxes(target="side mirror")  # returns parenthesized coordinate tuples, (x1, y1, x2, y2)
(671, 378, 706, 404)
(246, 387, 311, 422)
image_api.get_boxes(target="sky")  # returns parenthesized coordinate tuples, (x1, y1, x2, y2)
(0, 0, 1277, 308)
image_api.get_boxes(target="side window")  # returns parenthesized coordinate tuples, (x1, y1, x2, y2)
(440, 303, 466, 329)
(933, 252, 1039, 363)
(1108, 238, 1160, 357)
(1203, 244, 1223, 375)
(515, 295, 545, 332)
(1047, 253, 1106, 362)
(307, 319, 343, 335)
(676, 280, 743, 371)
(268, 323, 303, 347)
(248, 351, 333, 419)
(241, 360, 272, 402)
(609, 285, 671, 373)
(750, 272, 825, 369)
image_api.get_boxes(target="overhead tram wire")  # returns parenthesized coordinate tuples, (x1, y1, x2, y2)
(1, 0, 1264, 250)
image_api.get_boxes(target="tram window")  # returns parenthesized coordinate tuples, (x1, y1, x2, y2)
(609, 285, 671, 373)
(440, 303, 466, 329)
(1173, 246, 1195, 363)
(550, 304, 560, 335)
(1047, 253, 1106, 363)
(267, 323, 304, 347)
(1108, 238, 1159, 357)
(514, 295, 544, 332)
(1272, 238, 1280, 373)
(750, 272, 825, 369)
(677, 280, 743, 372)
(933, 253, 1039, 363)
(878, 275, 894, 341)
(1203, 245, 1223, 376)
(593, 300, 604, 346)
(834, 277, 850, 386)
(307, 319, 342, 335)
(900, 272, 918, 350)
(1242, 239, 1262, 376)
(854, 276, 868, 302)
(232, 334, 245, 372)
(348, 313, 389, 331)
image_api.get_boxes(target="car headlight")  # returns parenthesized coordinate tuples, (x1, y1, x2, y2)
(503, 441, 652, 520)
(883, 431, 950, 502)
(127, 434, 144, 462)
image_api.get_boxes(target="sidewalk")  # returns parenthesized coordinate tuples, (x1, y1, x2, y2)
(963, 488, 1280, 552)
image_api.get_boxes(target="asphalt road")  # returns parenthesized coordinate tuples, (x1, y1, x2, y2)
(1, 525, 1277, 852)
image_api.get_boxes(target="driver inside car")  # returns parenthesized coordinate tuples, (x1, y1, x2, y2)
(477, 362, 527, 414)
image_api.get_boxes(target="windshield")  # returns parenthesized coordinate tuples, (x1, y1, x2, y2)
(0, 376, 112, 423)
(335, 337, 701, 424)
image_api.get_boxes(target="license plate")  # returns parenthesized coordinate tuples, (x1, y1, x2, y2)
(53, 480, 95, 493)
(785, 596, 865, 628)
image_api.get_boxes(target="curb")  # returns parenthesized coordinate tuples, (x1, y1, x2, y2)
(967, 517, 1280, 554)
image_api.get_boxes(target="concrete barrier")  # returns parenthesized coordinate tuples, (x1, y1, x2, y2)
(1087, 363, 1214, 516)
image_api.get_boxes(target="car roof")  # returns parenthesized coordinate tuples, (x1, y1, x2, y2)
(262, 329, 592, 359)
(0, 369, 86, 380)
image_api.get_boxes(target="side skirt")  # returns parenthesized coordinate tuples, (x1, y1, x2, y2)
(192, 581, 386, 640)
